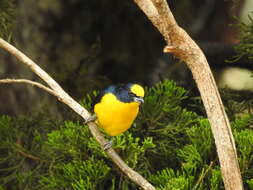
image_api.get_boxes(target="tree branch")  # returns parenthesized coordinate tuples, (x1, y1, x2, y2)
(133, 1, 243, 190)
(16, 137, 41, 161)
(0, 38, 156, 190)
(0, 78, 57, 97)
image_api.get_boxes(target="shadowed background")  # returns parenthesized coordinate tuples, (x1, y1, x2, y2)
(0, 0, 252, 116)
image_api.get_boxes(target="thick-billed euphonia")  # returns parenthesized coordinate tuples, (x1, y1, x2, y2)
(90, 83, 144, 137)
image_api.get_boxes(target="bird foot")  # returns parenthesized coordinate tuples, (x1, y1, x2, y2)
(103, 140, 113, 150)
(85, 114, 97, 124)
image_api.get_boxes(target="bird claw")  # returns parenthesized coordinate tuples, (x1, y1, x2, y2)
(85, 115, 113, 150)
(85, 114, 97, 124)
(103, 140, 113, 150)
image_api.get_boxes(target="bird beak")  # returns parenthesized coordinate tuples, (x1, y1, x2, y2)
(133, 96, 144, 104)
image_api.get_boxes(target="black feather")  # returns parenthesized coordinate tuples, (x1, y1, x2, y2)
(92, 83, 136, 111)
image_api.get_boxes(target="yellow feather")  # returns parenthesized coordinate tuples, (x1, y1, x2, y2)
(94, 93, 140, 136)
(130, 84, 145, 97)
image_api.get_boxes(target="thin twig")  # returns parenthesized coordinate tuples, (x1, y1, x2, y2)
(0, 37, 156, 190)
(16, 137, 40, 161)
(0, 38, 91, 121)
(193, 161, 214, 189)
(18, 150, 41, 161)
(0, 78, 57, 97)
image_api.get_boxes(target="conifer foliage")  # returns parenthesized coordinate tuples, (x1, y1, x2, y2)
(233, 15, 253, 62)
(0, 0, 15, 40)
(0, 80, 253, 190)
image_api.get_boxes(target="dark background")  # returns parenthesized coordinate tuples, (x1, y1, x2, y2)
(0, 0, 250, 116)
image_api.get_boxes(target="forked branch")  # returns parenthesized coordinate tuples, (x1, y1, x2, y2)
(0, 38, 156, 190)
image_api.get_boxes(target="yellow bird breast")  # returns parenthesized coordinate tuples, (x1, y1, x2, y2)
(94, 93, 140, 136)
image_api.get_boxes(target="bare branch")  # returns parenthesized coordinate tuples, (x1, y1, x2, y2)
(133, 1, 243, 190)
(0, 78, 57, 97)
(0, 38, 90, 121)
(0, 37, 156, 190)
(18, 150, 41, 161)
(16, 137, 41, 161)
(134, 0, 176, 43)
(88, 122, 156, 190)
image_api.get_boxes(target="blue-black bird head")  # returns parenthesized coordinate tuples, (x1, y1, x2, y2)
(93, 83, 144, 107)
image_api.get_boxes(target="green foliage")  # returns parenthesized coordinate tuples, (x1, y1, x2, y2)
(80, 90, 99, 112)
(113, 133, 155, 169)
(247, 178, 253, 189)
(0, 0, 16, 40)
(136, 81, 200, 169)
(232, 114, 253, 177)
(0, 80, 253, 189)
(209, 168, 223, 190)
(230, 14, 253, 62)
(150, 168, 194, 190)
(39, 158, 110, 190)
(148, 117, 218, 190)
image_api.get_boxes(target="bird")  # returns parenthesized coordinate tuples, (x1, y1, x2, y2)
(86, 83, 144, 148)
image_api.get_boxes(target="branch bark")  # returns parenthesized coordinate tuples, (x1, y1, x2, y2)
(0, 38, 156, 190)
(0, 79, 57, 96)
(133, 0, 243, 190)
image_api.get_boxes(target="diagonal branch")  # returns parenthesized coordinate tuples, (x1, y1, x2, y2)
(133, 1, 243, 190)
(0, 38, 91, 120)
(0, 38, 156, 190)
